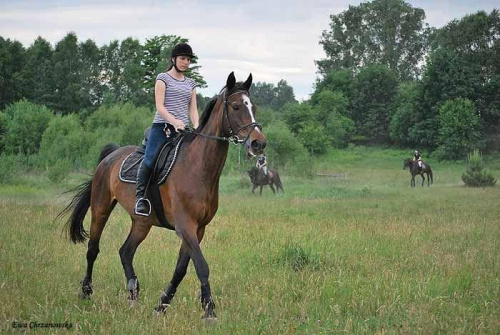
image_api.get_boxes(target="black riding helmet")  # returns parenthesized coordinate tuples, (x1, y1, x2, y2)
(171, 43, 196, 59)
(171, 43, 195, 73)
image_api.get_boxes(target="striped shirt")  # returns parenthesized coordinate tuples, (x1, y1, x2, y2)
(153, 72, 197, 125)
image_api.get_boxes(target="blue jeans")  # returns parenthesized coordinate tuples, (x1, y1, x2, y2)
(143, 123, 177, 169)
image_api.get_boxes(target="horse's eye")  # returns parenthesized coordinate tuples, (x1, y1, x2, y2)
(231, 102, 240, 110)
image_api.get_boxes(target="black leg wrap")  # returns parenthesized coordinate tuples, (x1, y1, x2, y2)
(80, 277, 93, 299)
(200, 283, 214, 310)
(127, 276, 140, 300)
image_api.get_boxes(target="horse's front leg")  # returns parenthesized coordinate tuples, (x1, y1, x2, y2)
(251, 184, 257, 194)
(259, 185, 263, 196)
(155, 241, 190, 314)
(411, 176, 415, 188)
(178, 225, 216, 320)
(421, 174, 425, 187)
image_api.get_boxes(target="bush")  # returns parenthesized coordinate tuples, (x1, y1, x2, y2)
(264, 120, 311, 176)
(46, 159, 72, 183)
(39, 114, 91, 169)
(436, 98, 481, 161)
(2, 99, 53, 155)
(462, 150, 497, 187)
(0, 154, 19, 184)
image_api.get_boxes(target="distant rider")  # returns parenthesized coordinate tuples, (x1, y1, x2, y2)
(413, 150, 424, 169)
(256, 154, 268, 176)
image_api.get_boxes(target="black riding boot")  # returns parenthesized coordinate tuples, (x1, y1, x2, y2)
(135, 162, 152, 216)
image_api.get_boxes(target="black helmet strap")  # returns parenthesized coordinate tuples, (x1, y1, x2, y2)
(172, 56, 188, 73)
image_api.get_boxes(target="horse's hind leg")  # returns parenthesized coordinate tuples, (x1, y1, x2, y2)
(269, 183, 276, 194)
(155, 241, 191, 313)
(421, 174, 425, 187)
(119, 218, 152, 302)
(80, 200, 117, 299)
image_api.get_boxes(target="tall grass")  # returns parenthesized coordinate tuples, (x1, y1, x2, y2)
(1, 148, 499, 333)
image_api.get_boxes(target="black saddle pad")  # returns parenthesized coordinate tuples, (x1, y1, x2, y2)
(119, 135, 185, 185)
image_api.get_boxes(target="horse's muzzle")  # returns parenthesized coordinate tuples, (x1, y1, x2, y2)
(250, 139, 266, 155)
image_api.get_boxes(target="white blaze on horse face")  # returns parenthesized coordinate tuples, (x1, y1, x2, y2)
(242, 94, 262, 134)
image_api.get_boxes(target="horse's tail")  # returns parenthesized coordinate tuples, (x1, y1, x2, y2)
(58, 143, 120, 244)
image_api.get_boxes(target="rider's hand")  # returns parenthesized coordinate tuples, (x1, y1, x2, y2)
(172, 120, 186, 131)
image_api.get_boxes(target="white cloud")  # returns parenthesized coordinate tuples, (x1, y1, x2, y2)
(0, 0, 498, 102)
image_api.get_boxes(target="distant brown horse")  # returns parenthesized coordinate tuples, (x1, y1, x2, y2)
(59, 73, 266, 320)
(403, 158, 433, 187)
(248, 166, 284, 195)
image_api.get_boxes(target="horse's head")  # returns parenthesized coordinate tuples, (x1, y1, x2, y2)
(222, 72, 267, 157)
(403, 159, 411, 170)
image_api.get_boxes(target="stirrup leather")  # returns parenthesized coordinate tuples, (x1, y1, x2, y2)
(134, 198, 152, 216)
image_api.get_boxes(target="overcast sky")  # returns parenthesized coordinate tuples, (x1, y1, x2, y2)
(0, 0, 498, 100)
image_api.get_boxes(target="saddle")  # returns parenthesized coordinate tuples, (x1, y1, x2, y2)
(119, 134, 185, 185)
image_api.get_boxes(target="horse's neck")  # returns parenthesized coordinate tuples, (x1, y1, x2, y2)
(188, 105, 229, 182)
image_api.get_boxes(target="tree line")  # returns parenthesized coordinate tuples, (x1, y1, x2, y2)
(0, 0, 499, 184)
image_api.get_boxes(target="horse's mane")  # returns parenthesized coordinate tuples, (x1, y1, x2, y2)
(197, 97, 217, 131)
(197, 82, 250, 132)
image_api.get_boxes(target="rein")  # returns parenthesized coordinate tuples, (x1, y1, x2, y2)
(182, 89, 261, 145)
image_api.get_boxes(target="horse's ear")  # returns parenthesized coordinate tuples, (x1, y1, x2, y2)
(241, 73, 252, 92)
(226, 72, 236, 91)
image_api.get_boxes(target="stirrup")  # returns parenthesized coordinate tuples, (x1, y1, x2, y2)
(134, 198, 151, 217)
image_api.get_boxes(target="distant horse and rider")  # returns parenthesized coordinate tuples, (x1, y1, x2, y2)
(247, 153, 284, 195)
(58, 72, 266, 320)
(403, 150, 433, 187)
(248, 166, 284, 195)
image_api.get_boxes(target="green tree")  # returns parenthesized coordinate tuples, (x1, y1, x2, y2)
(78, 39, 103, 109)
(314, 89, 354, 148)
(100, 38, 148, 107)
(0, 37, 25, 109)
(281, 102, 318, 134)
(412, 48, 480, 148)
(0, 111, 8, 153)
(19, 36, 55, 108)
(430, 9, 500, 147)
(389, 82, 419, 145)
(311, 69, 354, 107)
(317, 0, 431, 81)
(351, 64, 398, 143)
(435, 98, 481, 160)
(143, 35, 206, 98)
(251, 80, 297, 111)
(52, 32, 84, 114)
(2, 99, 53, 155)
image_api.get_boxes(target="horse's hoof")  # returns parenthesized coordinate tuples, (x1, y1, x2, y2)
(79, 283, 93, 299)
(153, 303, 170, 315)
(79, 292, 91, 300)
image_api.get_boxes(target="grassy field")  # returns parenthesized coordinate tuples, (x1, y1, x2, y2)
(1, 149, 499, 334)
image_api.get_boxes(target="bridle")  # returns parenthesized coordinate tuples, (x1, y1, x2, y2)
(183, 88, 261, 145)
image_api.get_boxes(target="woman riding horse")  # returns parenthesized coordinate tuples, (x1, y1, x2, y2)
(60, 72, 266, 320)
(135, 42, 199, 217)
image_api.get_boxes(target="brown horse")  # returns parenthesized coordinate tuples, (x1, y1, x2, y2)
(248, 166, 284, 195)
(403, 158, 433, 187)
(59, 72, 266, 320)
